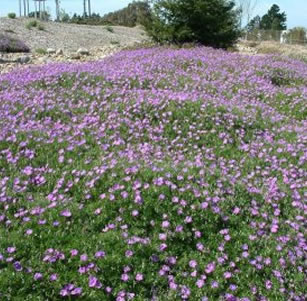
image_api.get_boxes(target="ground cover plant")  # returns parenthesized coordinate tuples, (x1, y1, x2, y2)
(0, 47, 306, 300)
(0, 34, 30, 53)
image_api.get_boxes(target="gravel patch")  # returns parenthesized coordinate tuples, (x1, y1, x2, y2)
(0, 18, 147, 52)
(0, 17, 149, 74)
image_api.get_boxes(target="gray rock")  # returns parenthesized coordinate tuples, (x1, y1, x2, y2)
(37, 56, 49, 64)
(47, 48, 56, 54)
(16, 56, 31, 64)
(70, 54, 81, 60)
(56, 48, 63, 56)
(77, 48, 90, 56)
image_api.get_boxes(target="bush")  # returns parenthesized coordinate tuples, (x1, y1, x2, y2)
(38, 24, 45, 31)
(8, 13, 16, 19)
(26, 20, 38, 29)
(105, 26, 114, 33)
(35, 48, 47, 55)
(145, 0, 240, 48)
(101, 1, 152, 27)
(0, 34, 30, 53)
(284, 27, 307, 45)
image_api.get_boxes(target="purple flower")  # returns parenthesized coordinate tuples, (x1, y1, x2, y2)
(121, 273, 129, 282)
(71, 287, 82, 296)
(196, 279, 204, 288)
(50, 274, 58, 281)
(125, 250, 133, 257)
(89, 275, 102, 289)
(7, 247, 16, 254)
(95, 251, 105, 258)
(60, 210, 72, 217)
(135, 273, 144, 281)
(34, 273, 43, 281)
(13, 261, 22, 271)
(189, 260, 198, 268)
(80, 254, 88, 262)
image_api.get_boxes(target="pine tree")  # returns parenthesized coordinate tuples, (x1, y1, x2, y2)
(145, 0, 240, 48)
(260, 4, 287, 30)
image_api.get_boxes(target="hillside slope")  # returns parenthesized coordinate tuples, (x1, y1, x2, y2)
(0, 17, 147, 51)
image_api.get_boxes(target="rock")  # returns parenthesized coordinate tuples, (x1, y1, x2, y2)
(77, 48, 90, 56)
(47, 48, 56, 54)
(37, 57, 50, 64)
(16, 56, 31, 64)
(56, 48, 63, 56)
(70, 54, 81, 60)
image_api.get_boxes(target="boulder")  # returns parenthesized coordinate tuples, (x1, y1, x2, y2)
(70, 54, 81, 60)
(77, 48, 90, 56)
(16, 56, 31, 64)
(56, 48, 64, 56)
(46, 48, 56, 55)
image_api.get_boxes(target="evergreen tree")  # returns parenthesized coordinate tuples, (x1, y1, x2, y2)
(246, 15, 261, 31)
(145, 0, 240, 48)
(260, 4, 287, 30)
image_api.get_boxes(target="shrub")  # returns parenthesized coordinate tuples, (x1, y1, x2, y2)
(26, 20, 38, 30)
(105, 26, 114, 33)
(145, 0, 240, 48)
(38, 24, 45, 31)
(101, 1, 152, 27)
(0, 34, 30, 53)
(35, 48, 47, 55)
(284, 27, 307, 45)
(110, 40, 120, 45)
(8, 13, 16, 19)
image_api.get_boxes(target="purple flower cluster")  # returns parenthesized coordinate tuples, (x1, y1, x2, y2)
(0, 47, 305, 300)
(0, 34, 30, 53)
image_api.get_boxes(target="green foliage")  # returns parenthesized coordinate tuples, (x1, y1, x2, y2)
(26, 20, 38, 30)
(247, 15, 261, 32)
(145, 0, 240, 48)
(260, 4, 287, 30)
(38, 24, 45, 31)
(0, 34, 30, 53)
(8, 12, 16, 19)
(105, 26, 114, 33)
(67, 1, 151, 27)
(35, 48, 47, 55)
(101, 1, 152, 27)
(284, 27, 307, 45)
(28, 11, 51, 21)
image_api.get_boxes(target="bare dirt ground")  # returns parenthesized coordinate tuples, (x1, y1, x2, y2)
(0, 17, 148, 74)
(237, 40, 307, 62)
(0, 17, 147, 51)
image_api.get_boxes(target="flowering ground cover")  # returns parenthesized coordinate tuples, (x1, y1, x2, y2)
(0, 47, 306, 300)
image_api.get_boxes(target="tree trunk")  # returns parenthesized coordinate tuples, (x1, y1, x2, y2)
(83, 0, 87, 17)
(19, 0, 22, 17)
(34, 0, 37, 18)
(23, 0, 26, 17)
(88, 0, 91, 17)
(43, 1, 46, 20)
(27, 0, 30, 17)
(39, 0, 42, 19)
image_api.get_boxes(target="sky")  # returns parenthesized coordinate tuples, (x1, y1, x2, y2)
(0, 0, 306, 29)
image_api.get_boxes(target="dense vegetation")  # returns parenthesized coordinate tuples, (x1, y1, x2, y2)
(0, 47, 306, 300)
(0, 33, 30, 53)
(247, 4, 287, 31)
(145, 0, 240, 48)
(62, 1, 151, 27)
